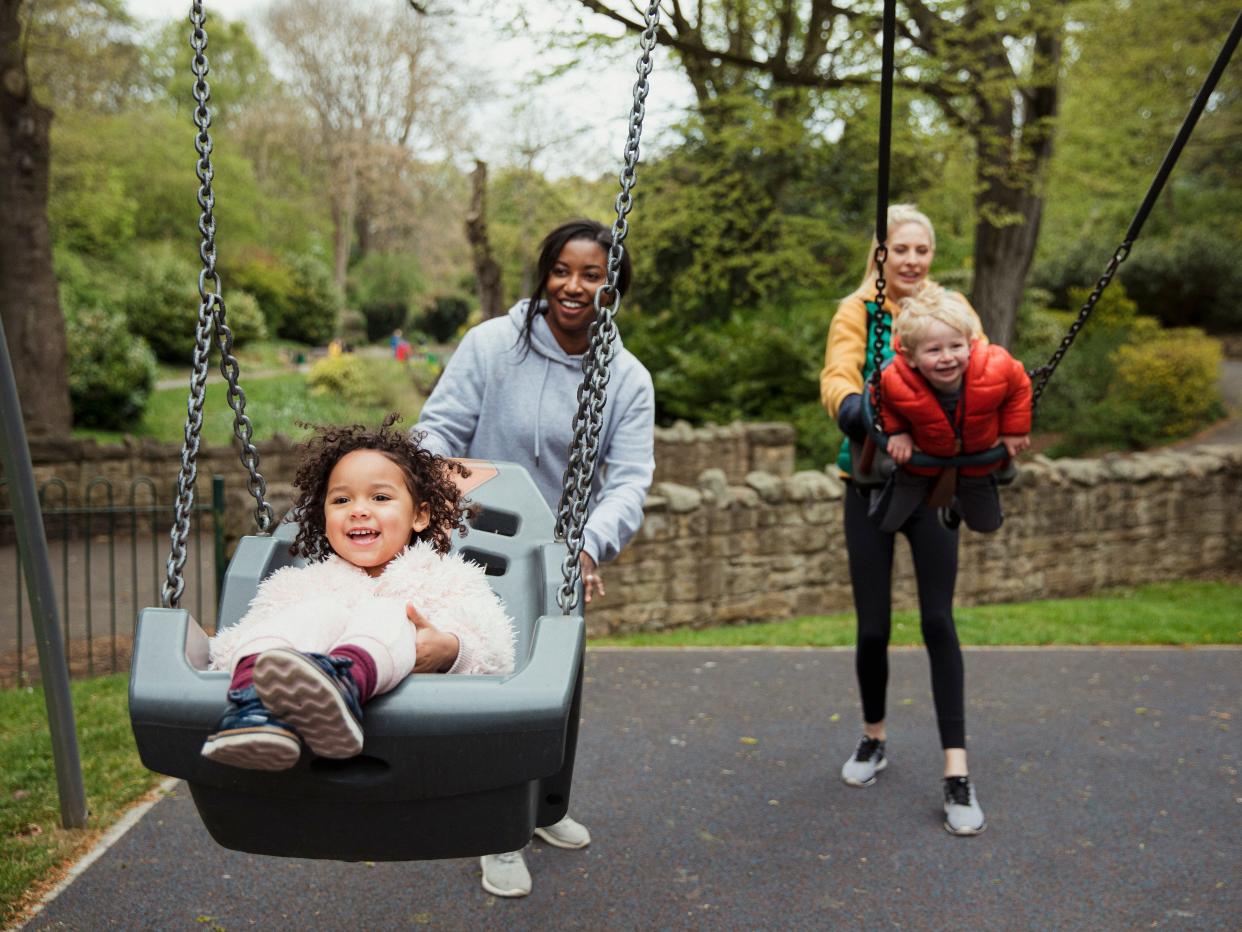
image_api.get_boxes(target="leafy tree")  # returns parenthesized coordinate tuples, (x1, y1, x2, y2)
(265, 0, 458, 290)
(19, 0, 148, 112)
(2, 0, 71, 438)
(572, 0, 1071, 347)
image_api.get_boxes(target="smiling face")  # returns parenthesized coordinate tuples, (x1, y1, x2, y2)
(544, 238, 609, 355)
(323, 449, 430, 577)
(883, 221, 935, 302)
(905, 319, 972, 393)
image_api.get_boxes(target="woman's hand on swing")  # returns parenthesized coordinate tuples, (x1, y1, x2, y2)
(581, 553, 605, 604)
(886, 432, 913, 465)
(406, 602, 460, 673)
(1001, 434, 1030, 458)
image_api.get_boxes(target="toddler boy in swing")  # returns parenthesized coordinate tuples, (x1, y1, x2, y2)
(200, 414, 516, 771)
(871, 284, 1032, 533)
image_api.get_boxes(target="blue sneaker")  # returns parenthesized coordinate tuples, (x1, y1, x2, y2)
(254, 648, 365, 759)
(200, 686, 302, 771)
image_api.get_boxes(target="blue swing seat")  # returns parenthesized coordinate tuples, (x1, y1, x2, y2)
(129, 461, 584, 862)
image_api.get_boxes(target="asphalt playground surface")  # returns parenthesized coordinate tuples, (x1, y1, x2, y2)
(25, 647, 1242, 930)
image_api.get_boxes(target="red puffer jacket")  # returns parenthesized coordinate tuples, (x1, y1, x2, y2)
(877, 342, 1032, 477)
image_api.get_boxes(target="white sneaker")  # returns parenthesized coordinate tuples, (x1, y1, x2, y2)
(943, 776, 986, 835)
(480, 849, 531, 897)
(841, 736, 887, 787)
(533, 815, 591, 849)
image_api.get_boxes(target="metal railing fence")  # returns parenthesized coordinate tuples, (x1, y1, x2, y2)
(0, 475, 224, 686)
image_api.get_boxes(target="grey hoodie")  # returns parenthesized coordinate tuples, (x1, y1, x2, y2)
(414, 301, 655, 564)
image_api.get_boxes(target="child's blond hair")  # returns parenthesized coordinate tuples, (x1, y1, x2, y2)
(894, 283, 981, 352)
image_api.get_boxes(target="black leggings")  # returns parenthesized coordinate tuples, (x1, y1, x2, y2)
(843, 482, 965, 749)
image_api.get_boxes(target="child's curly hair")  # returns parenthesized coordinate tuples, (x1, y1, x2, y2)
(288, 413, 473, 561)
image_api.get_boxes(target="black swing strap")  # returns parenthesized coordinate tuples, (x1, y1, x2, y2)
(1030, 9, 1242, 409)
(856, 0, 897, 478)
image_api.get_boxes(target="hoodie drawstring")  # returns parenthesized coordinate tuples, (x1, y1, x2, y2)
(534, 356, 551, 467)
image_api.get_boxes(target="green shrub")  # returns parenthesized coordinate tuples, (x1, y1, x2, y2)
(1099, 328, 1223, 447)
(347, 252, 423, 305)
(339, 308, 367, 347)
(307, 354, 386, 405)
(361, 302, 409, 343)
(279, 255, 340, 346)
(220, 290, 268, 347)
(54, 247, 127, 320)
(415, 295, 471, 342)
(1117, 230, 1242, 332)
(65, 307, 158, 430)
(122, 244, 201, 363)
(228, 250, 298, 336)
(626, 301, 834, 466)
(227, 252, 340, 346)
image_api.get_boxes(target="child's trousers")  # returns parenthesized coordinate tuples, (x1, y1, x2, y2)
(215, 596, 416, 694)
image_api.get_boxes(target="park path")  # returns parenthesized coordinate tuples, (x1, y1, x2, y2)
(23, 647, 1242, 930)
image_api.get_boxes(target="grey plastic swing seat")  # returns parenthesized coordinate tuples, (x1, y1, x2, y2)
(129, 461, 584, 862)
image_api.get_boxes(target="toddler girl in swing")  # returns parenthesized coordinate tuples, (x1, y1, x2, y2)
(200, 414, 516, 771)
(870, 284, 1032, 533)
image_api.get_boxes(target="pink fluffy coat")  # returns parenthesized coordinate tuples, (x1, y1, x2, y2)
(209, 543, 516, 693)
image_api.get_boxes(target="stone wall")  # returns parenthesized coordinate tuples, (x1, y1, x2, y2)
(653, 421, 796, 485)
(586, 445, 1242, 638)
(11, 434, 1241, 641)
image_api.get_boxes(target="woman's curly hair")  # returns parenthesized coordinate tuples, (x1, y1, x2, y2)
(288, 413, 473, 561)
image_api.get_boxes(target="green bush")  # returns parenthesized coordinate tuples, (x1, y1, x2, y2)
(228, 250, 298, 336)
(307, 354, 386, 405)
(1033, 230, 1242, 333)
(1117, 230, 1242, 332)
(347, 252, 423, 306)
(415, 295, 471, 342)
(361, 302, 409, 343)
(279, 255, 340, 346)
(626, 301, 834, 467)
(228, 252, 339, 346)
(122, 244, 201, 363)
(65, 307, 158, 430)
(1098, 329, 1223, 447)
(220, 290, 268, 347)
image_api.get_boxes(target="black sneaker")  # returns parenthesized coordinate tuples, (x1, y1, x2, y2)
(841, 736, 887, 787)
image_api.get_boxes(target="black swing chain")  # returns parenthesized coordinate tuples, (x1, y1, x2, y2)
(866, 0, 897, 435)
(1028, 241, 1131, 410)
(164, 2, 274, 609)
(554, 1, 661, 615)
(868, 243, 890, 433)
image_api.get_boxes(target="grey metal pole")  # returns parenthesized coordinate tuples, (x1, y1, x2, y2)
(0, 314, 88, 828)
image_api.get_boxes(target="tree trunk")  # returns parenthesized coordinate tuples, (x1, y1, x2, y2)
(0, 0, 72, 439)
(465, 160, 503, 319)
(970, 176, 1045, 349)
(967, 13, 1063, 349)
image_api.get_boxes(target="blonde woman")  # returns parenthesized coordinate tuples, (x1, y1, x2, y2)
(819, 205, 989, 835)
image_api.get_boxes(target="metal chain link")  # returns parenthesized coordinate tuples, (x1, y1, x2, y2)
(1029, 241, 1132, 412)
(164, 3, 273, 608)
(867, 244, 890, 432)
(554, 1, 660, 614)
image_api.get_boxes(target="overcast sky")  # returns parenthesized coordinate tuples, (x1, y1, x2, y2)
(123, 0, 692, 180)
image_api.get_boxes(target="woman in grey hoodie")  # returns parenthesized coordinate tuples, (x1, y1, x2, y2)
(413, 218, 655, 897)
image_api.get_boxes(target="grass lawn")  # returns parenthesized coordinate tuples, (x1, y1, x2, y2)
(2, 579, 1237, 924)
(0, 674, 164, 928)
(593, 581, 1242, 647)
(74, 355, 428, 448)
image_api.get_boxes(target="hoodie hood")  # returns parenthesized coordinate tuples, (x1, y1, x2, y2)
(507, 299, 626, 365)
